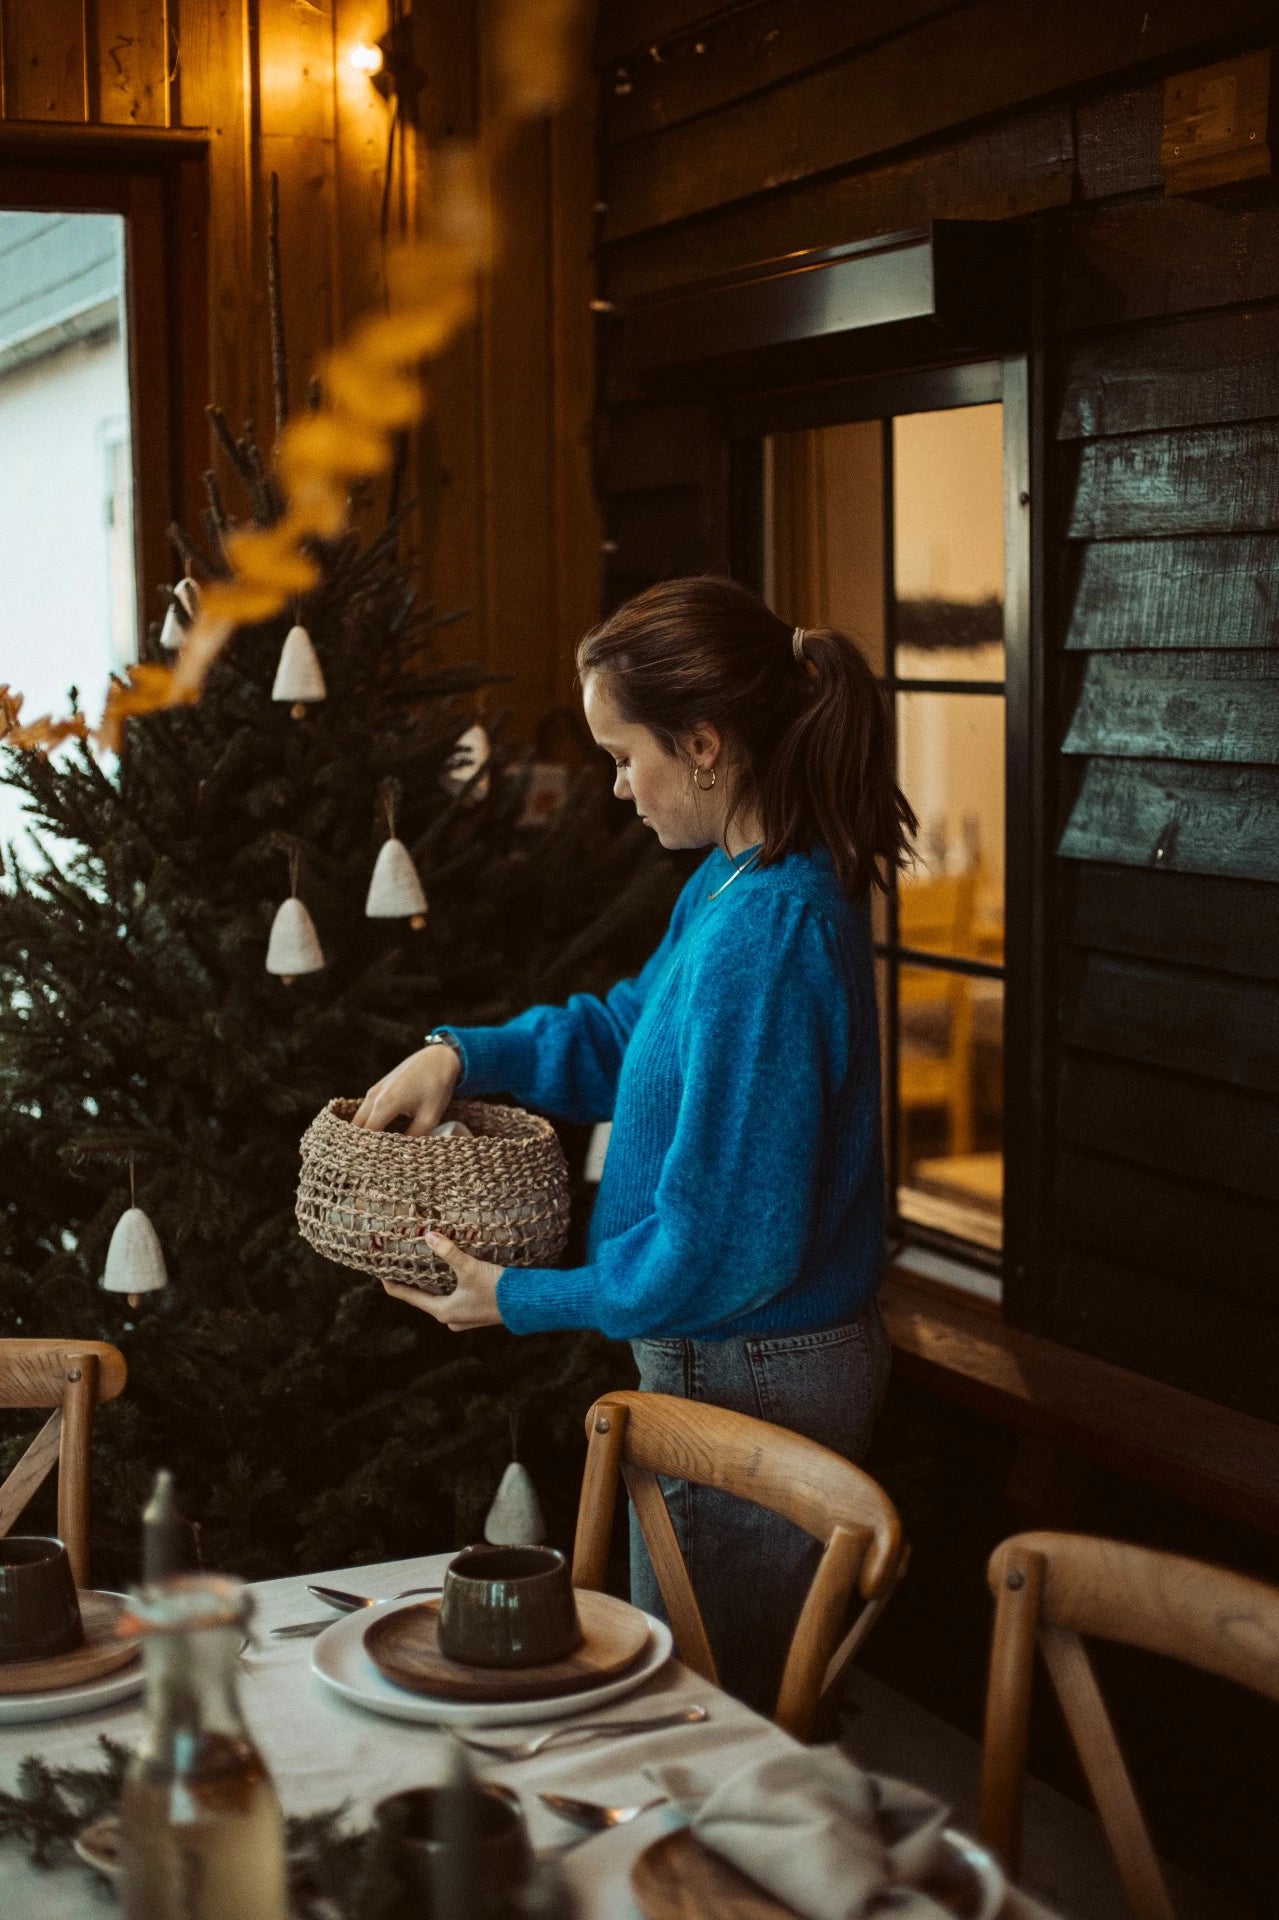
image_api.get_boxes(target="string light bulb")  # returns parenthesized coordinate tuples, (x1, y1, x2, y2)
(350, 42, 384, 75)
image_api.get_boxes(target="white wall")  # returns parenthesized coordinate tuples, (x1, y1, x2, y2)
(0, 332, 133, 852)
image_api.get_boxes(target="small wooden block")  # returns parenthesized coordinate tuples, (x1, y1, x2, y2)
(0, 1592, 139, 1696)
(632, 1831, 791, 1920)
(364, 1589, 649, 1703)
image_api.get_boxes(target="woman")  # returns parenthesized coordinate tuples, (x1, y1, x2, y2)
(352, 575, 915, 1712)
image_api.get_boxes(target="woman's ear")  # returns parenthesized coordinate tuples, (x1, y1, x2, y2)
(685, 722, 723, 769)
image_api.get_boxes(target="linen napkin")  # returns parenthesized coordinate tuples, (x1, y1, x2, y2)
(647, 1744, 985, 1919)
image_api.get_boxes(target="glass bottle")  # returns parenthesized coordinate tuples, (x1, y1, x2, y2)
(119, 1573, 289, 1920)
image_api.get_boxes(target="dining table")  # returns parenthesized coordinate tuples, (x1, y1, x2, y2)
(0, 1549, 1051, 1918)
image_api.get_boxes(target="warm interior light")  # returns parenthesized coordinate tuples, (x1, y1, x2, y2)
(349, 42, 384, 75)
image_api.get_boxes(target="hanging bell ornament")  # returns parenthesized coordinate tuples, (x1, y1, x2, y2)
(266, 896, 324, 985)
(441, 722, 491, 804)
(271, 624, 326, 719)
(102, 1207, 168, 1310)
(483, 1461, 547, 1547)
(365, 837, 428, 927)
(158, 577, 201, 651)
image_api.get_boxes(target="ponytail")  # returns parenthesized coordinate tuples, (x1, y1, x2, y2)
(577, 576, 916, 901)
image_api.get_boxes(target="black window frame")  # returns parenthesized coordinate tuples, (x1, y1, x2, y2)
(728, 354, 1042, 1313)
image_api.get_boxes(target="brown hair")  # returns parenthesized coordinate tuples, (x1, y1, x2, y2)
(577, 576, 915, 900)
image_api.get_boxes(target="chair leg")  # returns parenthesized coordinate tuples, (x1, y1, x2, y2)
(979, 1543, 1045, 1879)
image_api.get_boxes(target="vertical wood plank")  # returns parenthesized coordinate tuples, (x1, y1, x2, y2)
(94, 0, 170, 125)
(416, 0, 483, 671)
(3, 0, 88, 121)
(258, 0, 338, 420)
(178, 0, 263, 449)
(548, 51, 603, 705)
(332, 0, 390, 333)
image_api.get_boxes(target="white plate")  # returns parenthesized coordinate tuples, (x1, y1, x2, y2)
(0, 1592, 143, 1725)
(311, 1598, 672, 1727)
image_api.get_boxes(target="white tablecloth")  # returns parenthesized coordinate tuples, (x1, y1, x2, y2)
(0, 1551, 1046, 1917)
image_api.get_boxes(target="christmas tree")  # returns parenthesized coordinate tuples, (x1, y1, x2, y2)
(0, 412, 680, 1586)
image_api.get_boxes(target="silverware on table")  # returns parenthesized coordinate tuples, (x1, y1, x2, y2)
(270, 1584, 443, 1637)
(537, 1792, 667, 1830)
(307, 1583, 442, 1612)
(456, 1704, 709, 1762)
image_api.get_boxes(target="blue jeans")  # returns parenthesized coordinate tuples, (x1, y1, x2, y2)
(629, 1303, 892, 1716)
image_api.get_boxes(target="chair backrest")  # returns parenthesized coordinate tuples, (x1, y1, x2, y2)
(0, 1340, 128, 1588)
(571, 1389, 904, 1741)
(980, 1530, 1279, 1920)
(899, 868, 979, 955)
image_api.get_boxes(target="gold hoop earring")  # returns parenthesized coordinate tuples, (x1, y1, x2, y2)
(693, 765, 717, 791)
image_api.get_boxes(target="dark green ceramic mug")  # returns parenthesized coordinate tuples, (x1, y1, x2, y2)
(0, 1536, 83, 1664)
(438, 1544, 580, 1668)
(373, 1781, 531, 1915)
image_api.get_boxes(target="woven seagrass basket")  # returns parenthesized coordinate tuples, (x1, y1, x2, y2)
(296, 1098, 570, 1294)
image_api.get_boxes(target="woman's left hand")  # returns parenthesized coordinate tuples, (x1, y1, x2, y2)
(379, 1232, 506, 1330)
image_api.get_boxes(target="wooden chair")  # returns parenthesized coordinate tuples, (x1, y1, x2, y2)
(0, 1339, 127, 1589)
(898, 868, 979, 1157)
(979, 1530, 1279, 1919)
(571, 1390, 905, 1741)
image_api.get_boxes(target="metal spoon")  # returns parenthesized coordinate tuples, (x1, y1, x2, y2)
(456, 1704, 709, 1763)
(270, 1585, 441, 1637)
(538, 1792, 667, 1830)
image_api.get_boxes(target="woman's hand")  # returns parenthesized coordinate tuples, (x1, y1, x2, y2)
(352, 1044, 461, 1136)
(380, 1233, 505, 1330)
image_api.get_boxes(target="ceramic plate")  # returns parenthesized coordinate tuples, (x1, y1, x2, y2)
(312, 1597, 672, 1726)
(0, 1595, 143, 1725)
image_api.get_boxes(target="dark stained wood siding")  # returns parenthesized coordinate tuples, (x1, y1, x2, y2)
(593, 0, 1279, 1416)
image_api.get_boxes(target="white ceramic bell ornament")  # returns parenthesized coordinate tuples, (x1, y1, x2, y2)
(441, 721, 491, 803)
(365, 836, 428, 927)
(483, 1460, 547, 1546)
(272, 622, 326, 719)
(158, 576, 201, 651)
(102, 1166, 168, 1309)
(266, 896, 324, 984)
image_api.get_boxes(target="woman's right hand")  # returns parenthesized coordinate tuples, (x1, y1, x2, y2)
(351, 1044, 462, 1136)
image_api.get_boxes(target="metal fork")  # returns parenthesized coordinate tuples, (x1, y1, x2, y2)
(455, 1704, 708, 1762)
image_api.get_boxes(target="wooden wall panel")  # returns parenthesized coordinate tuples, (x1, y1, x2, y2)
(2, 0, 87, 120)
(1059, 759, 1279, 884)
(1061, 653, 1279, 764)
(1066, 424, 1279, 541)
(94, 0, 171, 126)
(1059, 951, 1279, 1097)
(1060, 537, 1279, 656)
(1058, 1055, 1279, 1204)
(1060, 863, 1279, 983)
(1058, 307, 1279, 441)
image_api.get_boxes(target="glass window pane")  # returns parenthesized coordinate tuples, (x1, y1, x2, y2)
(896, 690, 1004, 941)
(893, 405, 1003, 680)
(0, 211, 134, 845)
(897, 968, 1003, 1252)
(762, 420, 886, 674)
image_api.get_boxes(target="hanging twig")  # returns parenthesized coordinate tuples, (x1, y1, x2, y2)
(267, 171, 290, 439)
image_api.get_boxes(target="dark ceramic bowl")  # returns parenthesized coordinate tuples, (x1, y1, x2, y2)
(373, 1781, 530, 1912)
(0, 1536, 83, 1664)
(438, 1544, 580, 1669)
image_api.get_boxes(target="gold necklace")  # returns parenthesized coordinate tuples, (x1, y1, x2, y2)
(707, 848, 760, 901)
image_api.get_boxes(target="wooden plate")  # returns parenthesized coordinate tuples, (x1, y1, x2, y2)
(632, 1829, 1006, 1920)
(0, 1592, 139, 1696)
(364, 1589, 650, 1702)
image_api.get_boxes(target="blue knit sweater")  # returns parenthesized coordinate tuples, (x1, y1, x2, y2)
(449, 843, 884, 1342)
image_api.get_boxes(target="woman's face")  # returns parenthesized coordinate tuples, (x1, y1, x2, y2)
(582, 672, 722, 850)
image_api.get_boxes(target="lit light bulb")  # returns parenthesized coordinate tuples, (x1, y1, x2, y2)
(350, 41, 384, 75)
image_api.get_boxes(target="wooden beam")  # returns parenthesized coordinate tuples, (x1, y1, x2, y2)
(1058, 949, 1279, 1094)
(1058, 197, 1279, 330)
(600, 0, 1279, 239)
(1061, 536, 1279, 655)
(602, 100, 1073, 302)
(879, 1269, 1279, 1534)
(1058, 758, 1279, 885)
(1061, 653, 1279, 765)
(1060, 862, 1279, 983)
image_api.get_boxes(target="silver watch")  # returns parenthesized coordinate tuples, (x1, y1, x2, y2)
(423, 1028, 464, 1071)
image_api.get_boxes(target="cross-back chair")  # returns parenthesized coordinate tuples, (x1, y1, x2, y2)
(0, 1339, 127, 1588)
(571, 1389, 906, 1741)
(979, 1530, 1279, 1920)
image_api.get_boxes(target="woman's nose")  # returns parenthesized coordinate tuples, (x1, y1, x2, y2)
(613, 770, 631, 800)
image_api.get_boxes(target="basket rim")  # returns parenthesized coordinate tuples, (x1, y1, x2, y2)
(313, 1095, 560, 1150)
